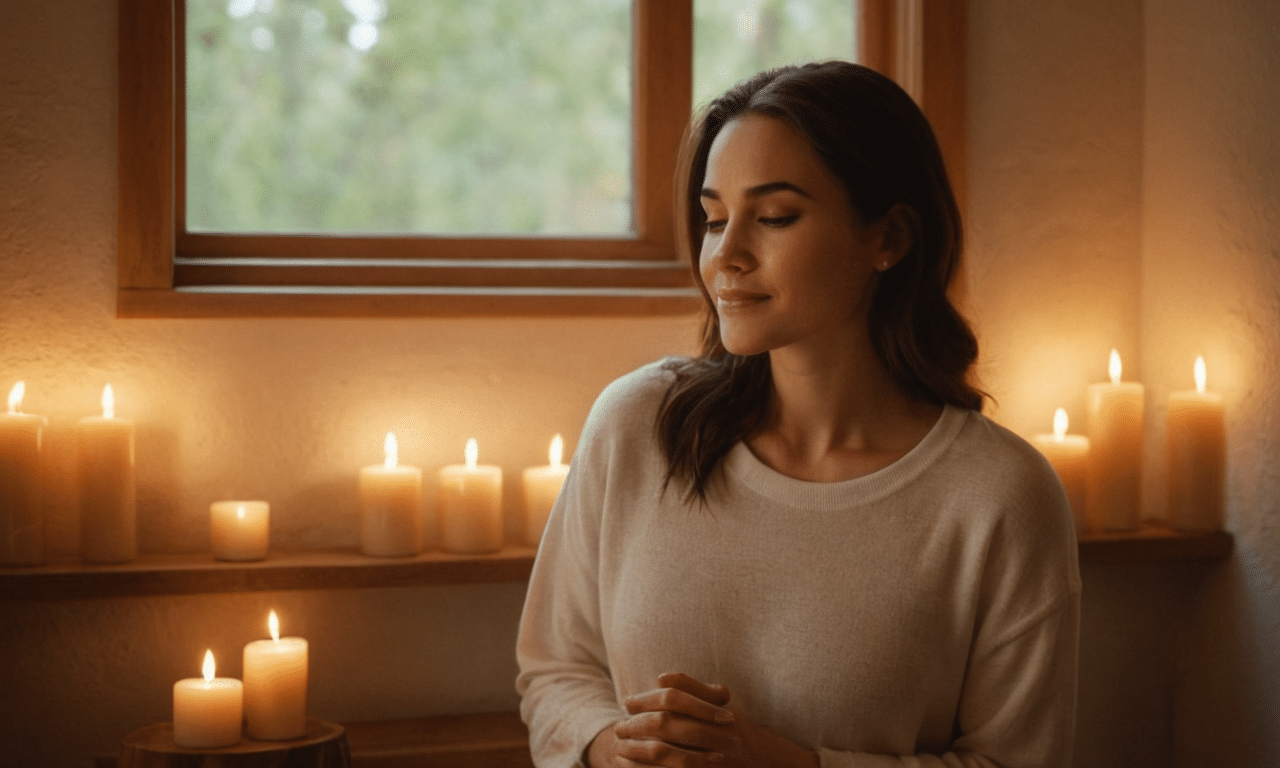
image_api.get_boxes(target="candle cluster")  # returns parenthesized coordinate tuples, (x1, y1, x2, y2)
(355, 433, 569, 557)
(1032, 350, 1225, 534)
(0, 382, 136, 567)
(172, 610, 308, 749)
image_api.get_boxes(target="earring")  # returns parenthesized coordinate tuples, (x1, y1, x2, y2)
(877, 260, 890, 271)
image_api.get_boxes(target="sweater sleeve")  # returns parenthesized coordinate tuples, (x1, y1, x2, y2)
(515, 371, 652, 768)
(819, 438, 1082, 768)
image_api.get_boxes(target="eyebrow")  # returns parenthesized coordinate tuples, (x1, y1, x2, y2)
(699, 181, 813, 201)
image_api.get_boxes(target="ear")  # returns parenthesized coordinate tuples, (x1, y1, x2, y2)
(872, 204, 919, 272)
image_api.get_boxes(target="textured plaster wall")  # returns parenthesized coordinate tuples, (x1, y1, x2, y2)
(1141, 0, 1280, 765)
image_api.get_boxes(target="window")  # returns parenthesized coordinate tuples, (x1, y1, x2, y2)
(118, 0, 965, 318)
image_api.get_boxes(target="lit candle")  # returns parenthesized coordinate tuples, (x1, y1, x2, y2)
(1086, 350, 1144, 531)
(1032, 408, 1090, 534)
(1167, 356, 1225, 531)
(243, 610, 308, 741)
(210, 501, 270, 561)
(1, 382, 47, 566)
(76, 384, 137, 563)
(173, 649, 243, 749)
(522, 434, 569, 546)
(358, 432, 423, 557)
(438, 438, 503, 554)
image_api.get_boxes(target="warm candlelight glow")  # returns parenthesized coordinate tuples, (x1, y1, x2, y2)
(268, 610, 280, 642)
(465, 438, 478, 470)
(202, 649, 216, 684)
(1194, 356, 1207, 394)
(1053, 408, 1069, 440)
(549, 434, 564, 467)
(236, 504, 246, 520)
(383, 431, 398, 470)
(101, 384, 115, 419)
(1108, 349, 1122, 385)
(7, 381, 23, 414)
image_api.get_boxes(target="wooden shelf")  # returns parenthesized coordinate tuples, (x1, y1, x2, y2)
(1077, 524, 1233, 564)
(0, 546, 536, 601)
(2, 526, 1232, 601)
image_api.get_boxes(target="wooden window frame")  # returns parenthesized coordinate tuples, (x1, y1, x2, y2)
(118, 0, 964, 318)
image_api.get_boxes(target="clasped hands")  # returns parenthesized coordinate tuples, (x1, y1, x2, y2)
(587, 672, 818, 768)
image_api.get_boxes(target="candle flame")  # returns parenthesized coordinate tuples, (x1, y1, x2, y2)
(383, 431, 398, 470)
(268, 610, 280, 642)
(7, 381, 23, 414)
(102, 384, 115, 419)
(236, 504, 246, 521)
(1053, 408, 1068, 440)
(1194, 356, 1207, 394)
(202, 649, 216, 683)
(1108, 349, 1122, 385)
(465, 438, 478, 470)
(549, 434, 564, 467)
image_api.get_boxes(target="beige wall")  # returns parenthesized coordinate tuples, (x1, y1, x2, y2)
(2, 0, 1276, 766)
(1141, 0, 1280, 765)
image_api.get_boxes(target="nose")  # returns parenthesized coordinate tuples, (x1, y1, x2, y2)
(703, 220, 754, 275)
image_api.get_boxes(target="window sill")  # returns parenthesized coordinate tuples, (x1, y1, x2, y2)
(118, 286, 703, 319)
(2, 526, 1231, 601)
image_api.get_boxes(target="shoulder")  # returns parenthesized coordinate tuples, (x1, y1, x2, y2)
(946, 409, 1065, 504)
(575, 358, 682, 455)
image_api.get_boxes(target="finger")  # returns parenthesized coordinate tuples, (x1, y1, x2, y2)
(614, 711, 733, 753)
(616, 735, 725, 767)
(624, 687, 735, 725)
(657, 672, 731, 707)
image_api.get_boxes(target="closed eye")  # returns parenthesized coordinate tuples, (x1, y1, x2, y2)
(760, 215, 799, 227)
(704, 219, 728, 233)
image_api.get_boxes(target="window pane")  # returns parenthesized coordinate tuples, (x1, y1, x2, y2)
(186, 0, 632, 236)
(693, 0, 856, 110)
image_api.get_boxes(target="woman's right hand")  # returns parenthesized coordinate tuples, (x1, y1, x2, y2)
(586, 673, 733, 767)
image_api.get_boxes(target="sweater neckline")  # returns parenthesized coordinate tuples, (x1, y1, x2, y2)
(723, 405, 969, 510)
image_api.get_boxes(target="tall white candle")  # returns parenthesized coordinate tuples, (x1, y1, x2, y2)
(522, 434, 569, 547)
(243, 610, 308, 741)
(1167, 356, 1225, 532)
(358, 432, 423, 557)
(210, 501, 270, 561)
(77, 384, 137, 563)
(173, 649, 243, 749)
(1032, 408, 1090, 534)
(1, 382, 47, 566)
(438, 438, 503, 554)
(1086, 350, 1144, 531)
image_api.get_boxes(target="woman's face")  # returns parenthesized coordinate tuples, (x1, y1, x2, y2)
(698, 113, 890, 358)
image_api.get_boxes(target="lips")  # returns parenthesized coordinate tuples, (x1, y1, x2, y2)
(715, 288, 770, 310)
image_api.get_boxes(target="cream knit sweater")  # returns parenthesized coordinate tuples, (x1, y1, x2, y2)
(517, 361, 1081, 768)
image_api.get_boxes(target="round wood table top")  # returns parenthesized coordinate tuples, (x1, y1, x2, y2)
(119, 718, 350, 767)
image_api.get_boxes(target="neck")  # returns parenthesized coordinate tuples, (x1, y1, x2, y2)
(748, 335, 941, 481)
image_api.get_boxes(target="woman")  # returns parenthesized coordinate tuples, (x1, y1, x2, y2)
(516, 61, 1080, 768)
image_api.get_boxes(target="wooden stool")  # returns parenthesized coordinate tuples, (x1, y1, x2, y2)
(119, 718, 350, 768)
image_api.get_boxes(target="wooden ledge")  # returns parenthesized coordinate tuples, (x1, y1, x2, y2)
(0, 547, 536, 601)
(1077, 524, 1233, 564)
(343, 711, 532, 768)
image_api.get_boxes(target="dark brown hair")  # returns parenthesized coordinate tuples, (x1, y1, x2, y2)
(657, 61, 983, 502)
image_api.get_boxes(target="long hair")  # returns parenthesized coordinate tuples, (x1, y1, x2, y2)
(657, 61, 983, 503)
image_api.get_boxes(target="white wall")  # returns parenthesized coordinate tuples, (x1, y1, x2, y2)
(2, 0, 1276, 765)
(1142, 0, 1280, 765)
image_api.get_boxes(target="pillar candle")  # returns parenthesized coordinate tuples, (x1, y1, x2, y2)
(438, 438, 503, 554)
(243, 610, 308, 741)
(173, 649, 243, 749)
(1, 382, 47, 566)
(210, 501, 270, 561)
(1086, 350, 1144, 531)
(77, 384, 137, 563)
(522, 434, 569, 547)
(1032, 408, 1090, 534)
(358, 432, 423, 557)
(1167, 356, 1225, 532)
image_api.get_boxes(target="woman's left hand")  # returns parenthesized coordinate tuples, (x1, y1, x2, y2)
(613, 672, 819, 768)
